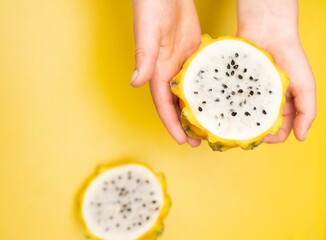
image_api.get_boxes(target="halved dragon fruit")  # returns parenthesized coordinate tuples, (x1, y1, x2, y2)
(78, 161, 171, 240)
(171, 34, 289, 151)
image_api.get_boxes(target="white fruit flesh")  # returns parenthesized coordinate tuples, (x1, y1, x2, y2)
(183, 40, 283, 140)
(82, 164, 164, 240)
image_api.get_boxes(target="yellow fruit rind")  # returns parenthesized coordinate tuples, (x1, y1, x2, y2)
(171, 34, 289, 151)
(76, 160, 172, 240)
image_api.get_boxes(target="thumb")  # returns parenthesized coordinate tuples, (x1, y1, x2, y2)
(131, 0, 160, 88)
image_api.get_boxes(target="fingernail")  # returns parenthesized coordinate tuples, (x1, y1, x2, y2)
(302, 131, 308, 141)
(130, 70, 138, 84)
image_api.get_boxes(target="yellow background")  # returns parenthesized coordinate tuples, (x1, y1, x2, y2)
(0, 0, 325, 239)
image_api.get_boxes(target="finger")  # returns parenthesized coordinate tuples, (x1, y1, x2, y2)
(173, 95, 201, 147)
(131, 0, 160, 87)
(263, 97, 295, 143)
(292, 80, 316, 141)
(150, 78, 187, 145)
(187, 137, 201, 147)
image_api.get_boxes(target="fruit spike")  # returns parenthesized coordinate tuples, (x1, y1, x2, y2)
(170, 34, 289, 151)
(77, 160, 171, 240)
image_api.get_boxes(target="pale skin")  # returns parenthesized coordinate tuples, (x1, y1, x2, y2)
(131, 0, 316, 147)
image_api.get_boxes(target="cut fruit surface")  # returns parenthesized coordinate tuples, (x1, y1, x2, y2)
(78, 161, 171, 240)
(171, 35, 289, 151)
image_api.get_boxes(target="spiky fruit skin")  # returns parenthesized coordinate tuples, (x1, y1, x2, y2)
(77, 160, 172, 240)
(170, 34, 289, 151)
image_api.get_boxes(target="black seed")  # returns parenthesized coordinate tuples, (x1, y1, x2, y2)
(111, 180, 115, 184)
(239, 102, 243, 107)
(248, 86, 253, 89)
(118, 176, 122, 180)
(150, 192, 154, 195)
(257, 92, 261, 95)
(202, 101, 206, 104)
(127, 208, 131, 212)
(231, 71, 234, 76)
(250, 91, 254, 95)
(221, 90, 225, 94)
(198, 107, 202, 112)
(238, 89, 243, 93)
(155, 207, 159, 211)
(215, 98, 220, 102)
(103, 187, 107, 191)
(109, 216, 114, 219)
(123, 204, 127, 208)
(220, 113, 224, 118)
(214, 76, 218, 80)
(123, 215, 127, 219)
(136, 179, 140, 183)
(208, 88, 212, 92)
(262, 110, 267, 115)
(143, 204, 146, 207)
(226, 72, 230, 77)
(235, 53, 239, 57)
(244, 100, 247, 104)
(269, 90, 273, 94)
(227, 64, 231, 69)
(146, 216, 150, 220)
(138, 222, 142, 226)
(194, 91, 198, 94)
(105, 227, 110, 231)
(230, 101, 233, 105)
(215, 69, 218, 72)
(226, 95, 231, 100)
(152, 200, 157, 204)
(238, 75, 243, 79)
(243, 68, 247, 73)
(116, 224, 120, 228)
(249, 76, 253, 80)
(233, 65, 238, 69)
(231, 91, 235, 95)
(245, 112, 251, 116)
(127, 227, 130, 231)
(97, 203, 102, 207)
(231, 112, 237, 116)
(257, 122, 261, 126)
(231, 59, 235, 65)
(222, 84, 227, 89)
(254, 79, 259, 82)
(145, 180, 149, 184)
(121, 188, 125, 192)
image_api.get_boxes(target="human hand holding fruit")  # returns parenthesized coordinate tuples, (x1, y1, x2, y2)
(236, 0, 316, 143)
(130, 0, 202, 147)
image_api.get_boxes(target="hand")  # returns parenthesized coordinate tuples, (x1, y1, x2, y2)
(237, 0, 316, 143)
(131, 0, 202, 147)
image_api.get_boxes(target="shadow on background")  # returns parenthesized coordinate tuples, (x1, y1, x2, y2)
(91, 0, 237, 131)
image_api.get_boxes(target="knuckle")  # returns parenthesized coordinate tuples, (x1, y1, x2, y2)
(135, 47, 147, 59)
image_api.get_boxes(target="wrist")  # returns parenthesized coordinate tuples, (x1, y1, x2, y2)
(236, 0, 300, 45)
